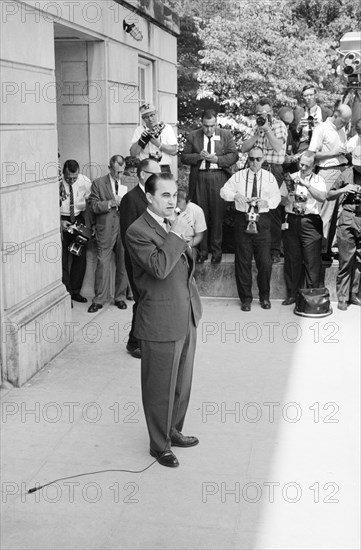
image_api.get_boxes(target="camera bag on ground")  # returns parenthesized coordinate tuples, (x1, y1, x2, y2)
(294, 287, 333, 318)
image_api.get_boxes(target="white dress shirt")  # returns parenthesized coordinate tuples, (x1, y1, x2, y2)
(220, 168, 281, 212)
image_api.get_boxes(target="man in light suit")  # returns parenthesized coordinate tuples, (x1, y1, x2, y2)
(126, 173, 203, 468)
(88, 155, 128, 313)
(181, 109, 238, 263)
(120, 158, 161, 358)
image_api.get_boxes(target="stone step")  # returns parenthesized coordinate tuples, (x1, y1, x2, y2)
(194, 254, 339, 301)
(81, 246, 339, 302)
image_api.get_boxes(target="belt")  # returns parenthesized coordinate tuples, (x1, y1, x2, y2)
(199, 169, 222, 172)
(288, 212, 320, 218)
(61, 213, 83, 220)
(343, 207, 361, 216)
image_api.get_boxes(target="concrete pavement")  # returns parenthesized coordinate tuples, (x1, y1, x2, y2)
(1, 298, 360, 549)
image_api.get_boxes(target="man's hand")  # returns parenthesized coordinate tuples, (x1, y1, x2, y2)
(344, 183, 358, 194)
(138, 129, 152, 149)
(170, 211, 192, 236)
(61, 220, 72, 231)
(114, 196, 122, 206)
(234, 192, 248, 208)
(256, 198, 269, 208)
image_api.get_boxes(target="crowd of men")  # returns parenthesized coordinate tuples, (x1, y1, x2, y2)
(59, 92, 361, 320)
(58, 94, 361, 467)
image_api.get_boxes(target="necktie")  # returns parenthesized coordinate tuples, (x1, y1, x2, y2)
(69, 184, 75, 223)
(206, 137, 212, 170)
(251, 173, 258, 198)
(114, 179, 119, 196)
(163, 218, 170, 232)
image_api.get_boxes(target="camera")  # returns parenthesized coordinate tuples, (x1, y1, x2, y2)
(293, 193, 307, 216)
(256, 114, 271, 127)
(284, 173, 296, 193)
(67, 223, 92, 256)
(307, 115, 315, 128)
(342, 188, 361, 206)
(245, 199, 260, 233)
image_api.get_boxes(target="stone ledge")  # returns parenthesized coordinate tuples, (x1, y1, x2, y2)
(194, 254, 339, 301)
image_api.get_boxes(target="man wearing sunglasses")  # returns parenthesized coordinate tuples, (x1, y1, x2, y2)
(130, 103, 177, 174)
(220, 146, 281, 311)
(241, 97, 287, 264)
(120, 158, 162, 358)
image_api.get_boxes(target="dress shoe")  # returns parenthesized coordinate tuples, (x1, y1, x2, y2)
(126, 344, 141, 359)
(337, 301, 348, 311)
(211, 255, 222, 264)
(349, 294, 361, 306)
(115, 300, 127, 310)
(171, 432, 199, 448)
(196, 254, 208, 263)
(150, 449, 179, 468)
(241, 302, 251, 312)
(282, 297, 296, 306)
(88, 303, 103, 313)
(260, 299, 271, 309)
(271, 254, 281, 264)
(72, 293, 87, 303)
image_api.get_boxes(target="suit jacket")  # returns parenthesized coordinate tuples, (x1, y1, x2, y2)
(181, 127, 239, 200)
(125, 210, 203, 342)
(119, 184, 148, 246)
(89, 174, 121, 245)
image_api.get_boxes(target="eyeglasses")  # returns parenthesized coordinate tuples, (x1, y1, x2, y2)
(142, 170, 161, 175)
(248, 156, 262, 162)
(256, 110, 272, 116)
(303, 93, 316, 98)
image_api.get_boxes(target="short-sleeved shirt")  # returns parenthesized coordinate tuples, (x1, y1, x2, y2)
(331, 167, 361, 213)
(308, 118, 348, 168)
(252, 118, 288, 165)
(347, 134, 361, 153)
(280, 171, 326, 215)
(130, 123, 177, 166)
(60, 173, 91, 217)
(183, 202, 207, 241)
(220, 168, 281, 212)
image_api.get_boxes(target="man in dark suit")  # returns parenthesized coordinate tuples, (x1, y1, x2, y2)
(126, 173, 203, 468)
(88, 155, 128, 313)
(119, 158, 161, 358)
(181, 109, 238, 263)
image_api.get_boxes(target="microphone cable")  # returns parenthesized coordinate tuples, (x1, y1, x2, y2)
(27, 460, 157, 494)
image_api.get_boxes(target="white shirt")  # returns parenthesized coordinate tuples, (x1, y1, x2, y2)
(220, 168, 281, 212)
(109, 175, 128, 200)
(182, 202, 207, 241)
(131, 123, 177, 166)
(146, 208, 169, 232)
(60, 173, 91, 216)
(199, 133, 220, 170)
(281, 171, 326, 215)
(347, 133, 361, 153)
(309, 118, 348, 168)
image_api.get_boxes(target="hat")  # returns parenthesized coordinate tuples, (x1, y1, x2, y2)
(140, 103, 156, 116)
(352, 143, 361, 166)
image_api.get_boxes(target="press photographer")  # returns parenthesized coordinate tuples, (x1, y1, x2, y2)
(220, 146, 281, 311)
(241, 97, 287, 263)
(281, 151, 327, 306)
(130, 103, 177, 173)
(60, 159, 92, 304)
(327, 145, 361, 311)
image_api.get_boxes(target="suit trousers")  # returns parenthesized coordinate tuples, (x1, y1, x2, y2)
(282, 213, 323, 298)
(336, 210, 361, 300)
(318, 167, 346, 253)
(61, 213, 87, 296)
(140, 309, 197, 452)
(93, 222, 127, 305)
(196, 170, 228, 258)
(263, 162, 284, 257)
(234, 212, 272, 302)
(124, 247, 140, 349)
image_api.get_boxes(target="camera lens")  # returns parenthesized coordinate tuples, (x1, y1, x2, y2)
(256, 115, 266, 126)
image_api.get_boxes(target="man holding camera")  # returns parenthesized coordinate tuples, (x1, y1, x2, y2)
(327, 146, 361, 310)
(88, 155, 128, 313)
(60, 159, 91, 303)
(308, 104, 352, 259)
(281, 151, 326, 305)
(241, 98, 287, 264)
(294, 85, 332, 155)
(130, 103, 177, 173)
(220, 146, 281, 311)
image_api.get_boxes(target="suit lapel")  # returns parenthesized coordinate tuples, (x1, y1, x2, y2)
(143, 210, 166, 238)
(105, 175, 115, 200)
(136, 185, 148, 206)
